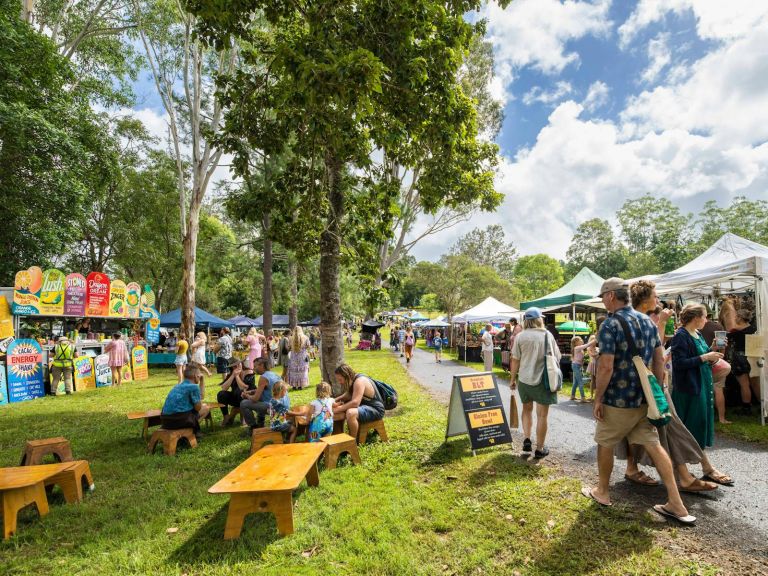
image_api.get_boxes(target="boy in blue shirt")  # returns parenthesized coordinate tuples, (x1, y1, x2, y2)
(161, 365, 210, 439)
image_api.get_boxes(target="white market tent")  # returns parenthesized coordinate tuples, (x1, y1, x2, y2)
(452, 296, 521, 324)
(633, 233, 768, 424)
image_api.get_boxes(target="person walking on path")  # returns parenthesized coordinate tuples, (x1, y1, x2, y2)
(51, 335, 75, 394)
(287, 326, 310, 390)
(404, 327, 415, 365)
(433, 330, 443, 363)
(582, 278, 694, 524)
(104, 332, 129, 387)
(509, 308, 560, 458)
(481, 324, 494, 372)
(398, 325, 406, 357)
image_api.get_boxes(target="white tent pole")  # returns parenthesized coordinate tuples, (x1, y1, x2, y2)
(464, 321, 467, 363)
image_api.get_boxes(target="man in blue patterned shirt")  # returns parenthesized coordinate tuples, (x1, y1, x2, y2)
(582, 278, 694, 524)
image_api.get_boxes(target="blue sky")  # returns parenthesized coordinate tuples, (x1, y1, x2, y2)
(127, 1, 768, 262)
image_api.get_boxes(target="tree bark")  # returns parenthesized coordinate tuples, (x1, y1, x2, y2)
(319, 153, 345, 386)
(262, 214, 273, 337)
(180, 201, 201, 341)
(288, 257, 298, 329)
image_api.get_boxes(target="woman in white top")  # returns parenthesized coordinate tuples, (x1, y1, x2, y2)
(190, 332, 211, 398)
(509, 308, 561, 459)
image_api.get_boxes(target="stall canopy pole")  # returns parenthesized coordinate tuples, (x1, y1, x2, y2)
(464, 321, 468, 363)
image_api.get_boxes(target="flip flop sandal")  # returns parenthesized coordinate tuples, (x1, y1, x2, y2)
(701, 473, 734, 486)
(581, 486, 612, 507)
(653, 504, 696, 525)
(678, 479, 718, 493)
(624, 471, 660, 486)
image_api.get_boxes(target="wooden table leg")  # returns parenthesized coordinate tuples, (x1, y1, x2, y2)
(223, 491, 295, 539)
(266, 491, 294, 536)
(142, 419, 149, 440)
(223, 493, 254, 540)
(305, 462, 320, 487)
(3, 482, 49, 539)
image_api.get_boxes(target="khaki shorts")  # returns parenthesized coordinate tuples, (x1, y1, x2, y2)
(594, 405, 659, 448)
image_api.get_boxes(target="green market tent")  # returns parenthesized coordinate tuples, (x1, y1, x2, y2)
(557, 320, 590, 334)
(520, 267, 605, 310)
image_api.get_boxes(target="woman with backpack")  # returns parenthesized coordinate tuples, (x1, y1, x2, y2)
(404, 327, 415, 365)
(333, 363, 386, 439)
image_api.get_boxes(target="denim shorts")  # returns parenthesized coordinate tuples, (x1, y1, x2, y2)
(216, 357, 230, 374)
(174, 355, 187, 366)
(357, 404, 384, 423)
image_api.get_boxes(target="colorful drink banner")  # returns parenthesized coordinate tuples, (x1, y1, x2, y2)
(85, 272, 111, 317)
(110, 279, 127, 318)
(146, 318, 161, 345)
(126, 282, 141, 318)
(131, 345, 149, 381)
(6, 339, 45, 403)
(64, 273, 87, 316)
(39, 268, 65, 315)
(73, 356, 96, 391)
(95, 354, 112, 388)
(0, 363, 8, 406)
(0, 296, 15, 340)
(12, 266, 42, 315)
(121, 365, 133, 383)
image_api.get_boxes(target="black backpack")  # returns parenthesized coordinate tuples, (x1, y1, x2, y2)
(359, 373, 398, 410)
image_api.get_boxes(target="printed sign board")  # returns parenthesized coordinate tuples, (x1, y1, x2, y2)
(131, 345, 149, 381)
(121, 364, 133, 383)
(39, 268, 66, 315)
(12, 266, 42, 315)
(0, 363, 8, 406)
(109, 279, 127, 318)
(85, 272, 111, 317)
(73, 356, 96, 391)
(445, 372, 512, 453)
(6, 339, 45, 402)
(146, 318, 160, 345)
(0, 296, 15, 339)
(94, 354, 112, 388)
(64, 273, 87, 316)
(126, 282, 141, 318)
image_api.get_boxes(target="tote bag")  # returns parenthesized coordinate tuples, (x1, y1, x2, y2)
(541, 332, 563, 393)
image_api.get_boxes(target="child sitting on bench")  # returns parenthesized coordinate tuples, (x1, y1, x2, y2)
(269, 381, 296, 442)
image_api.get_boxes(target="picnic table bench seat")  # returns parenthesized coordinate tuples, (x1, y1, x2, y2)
(147, 428, 197, 456)
(128, 402, 222, 439)
(209, 442, 325, 539)
(319, 433, 361, 469)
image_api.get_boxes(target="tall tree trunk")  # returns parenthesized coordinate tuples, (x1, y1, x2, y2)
(288, 257, 298, 329)
(180, 202, 201, 341)
(319, 154, 344, 386)
(262, 215, 273, 337)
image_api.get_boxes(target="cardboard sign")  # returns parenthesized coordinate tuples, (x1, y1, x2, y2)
(0, 296, 15, 339)
(73, 356, 96, 391)
(131, 345, 148, 381)
(0, 363, 8, 406)
(109, 279, 127, 317)
(85, 272, 111, 316)
(126, 282, 141, 318)
(146, 318, 160, 345)
(64, 273, 87, 316)
(745, 334, 764, 358)
(12, 266, 42, 315)
(39, 268, 66, 315)
(445, 372, 512, 453)
(6, 339, 45, 402)
(94, 354, 112, 387)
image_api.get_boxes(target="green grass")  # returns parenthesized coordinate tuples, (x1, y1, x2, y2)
(0, 349, 717, 575)
(716, 409, 768, 445)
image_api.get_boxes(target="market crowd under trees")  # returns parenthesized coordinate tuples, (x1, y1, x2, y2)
(2, 0, 768, 374)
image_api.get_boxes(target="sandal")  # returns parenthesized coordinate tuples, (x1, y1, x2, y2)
(581, 486, 612, 507)
(701, 472, 734, 486)
(653, 504, 696, 525)
(679, 478, 718, 493)
(624, 471, 660, 486)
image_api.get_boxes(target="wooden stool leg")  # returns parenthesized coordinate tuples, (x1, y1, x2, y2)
(269, 491, 295, 536)
(223, 493, 257, 540)
(56, 445, 74, 462)
(54, 471, 82, 504)
(305, 462, 320, 487)
(375, 422, 389, 442)
(165, 437, 177, 456)
(2, 483, 49, 540)
(81, 463, 94, 491)
(348, 444, 362, 465)
(324, 446, 339, 470)
(142, 419, 150, 440)
(187, 434, 198, 449)
(147, 436, 159, 454)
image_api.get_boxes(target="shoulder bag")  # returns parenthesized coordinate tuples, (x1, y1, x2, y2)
(541, 332, 563, 392)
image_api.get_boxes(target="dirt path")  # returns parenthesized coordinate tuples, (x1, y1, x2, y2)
(397, 343, 768, 574)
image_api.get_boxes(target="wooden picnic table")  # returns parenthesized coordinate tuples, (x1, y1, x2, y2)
(209, 442, 326, 538)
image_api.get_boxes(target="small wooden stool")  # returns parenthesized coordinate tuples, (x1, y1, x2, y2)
(250, 428, 284, 455)
(320, 433, 361, 469)
(44, 460, 94, 504)
(357, 419, 389, 444)
(147, 429, 197, 456)
(333, 412, 345, 435)
(20, 437, 74, 466)
(127, 409, 163, 440)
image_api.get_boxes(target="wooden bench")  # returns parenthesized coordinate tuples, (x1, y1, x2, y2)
(320, 433, 361, 469)
(129, 405, 219, 439)
(1, 461, 93, 539)
(357, 419, 389, 444)
(20, 437, 73, 466)
(209, 442, 326, 538)
(147, 428, 197, 456)
(250, 428, 284, 455)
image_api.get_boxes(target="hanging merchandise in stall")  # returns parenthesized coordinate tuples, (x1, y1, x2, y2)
(6, 339, 45, 402)
(73, 356, 96, 391)
(39, 269, 66, 316)
(0, 363, 8, 405)
(94, 354, 112, 387)
(85, 272, 111, 317)
(12, 266, 43, 315)
(64, 273, 87, 316)
(110, 279, 128, 317)
(131, 345, 149, 380)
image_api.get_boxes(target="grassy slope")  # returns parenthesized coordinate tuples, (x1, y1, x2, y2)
(0, 349, 715, 576)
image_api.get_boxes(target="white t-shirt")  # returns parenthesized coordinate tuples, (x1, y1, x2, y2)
(310, 397, 334, 417)
(191, 342, 206, 364)
(511, 328, 561, 385)
(481, 331, 494, 352)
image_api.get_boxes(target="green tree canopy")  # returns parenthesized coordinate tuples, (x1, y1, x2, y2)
(450, 224, 517, 280)
(564, 218, 626, 280)
(514, 254, 564, 302)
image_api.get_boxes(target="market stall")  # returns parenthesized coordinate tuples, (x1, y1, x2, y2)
(452, 297, 521, 363)
(156, 307, 232, 365)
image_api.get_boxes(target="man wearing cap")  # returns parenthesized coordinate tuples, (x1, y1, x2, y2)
(509, 308, 560, 458)
(51, 335, 75, 395)
(582, 278, 694, 524)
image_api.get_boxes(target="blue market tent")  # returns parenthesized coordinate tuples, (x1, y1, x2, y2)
(299, 316, 321, 326)
(407, 312, 429, 321)
(227, 315, 259, 328)
(159, 307, 233, 329)
(254, 314, 291, 327)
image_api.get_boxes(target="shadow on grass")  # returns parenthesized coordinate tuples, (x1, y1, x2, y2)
(533, 504, 658, 575)
(467, 452, 544, 486)
(167, 502, 281, 567)
(423, 436, 474, 466)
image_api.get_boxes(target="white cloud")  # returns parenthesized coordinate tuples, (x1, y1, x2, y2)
(640, 33, 671, 83)
(482, 0, 611, 99)
(522, 81, 573, 106)
(582, 80, 610, 112)
(619, 0, 768, 46)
